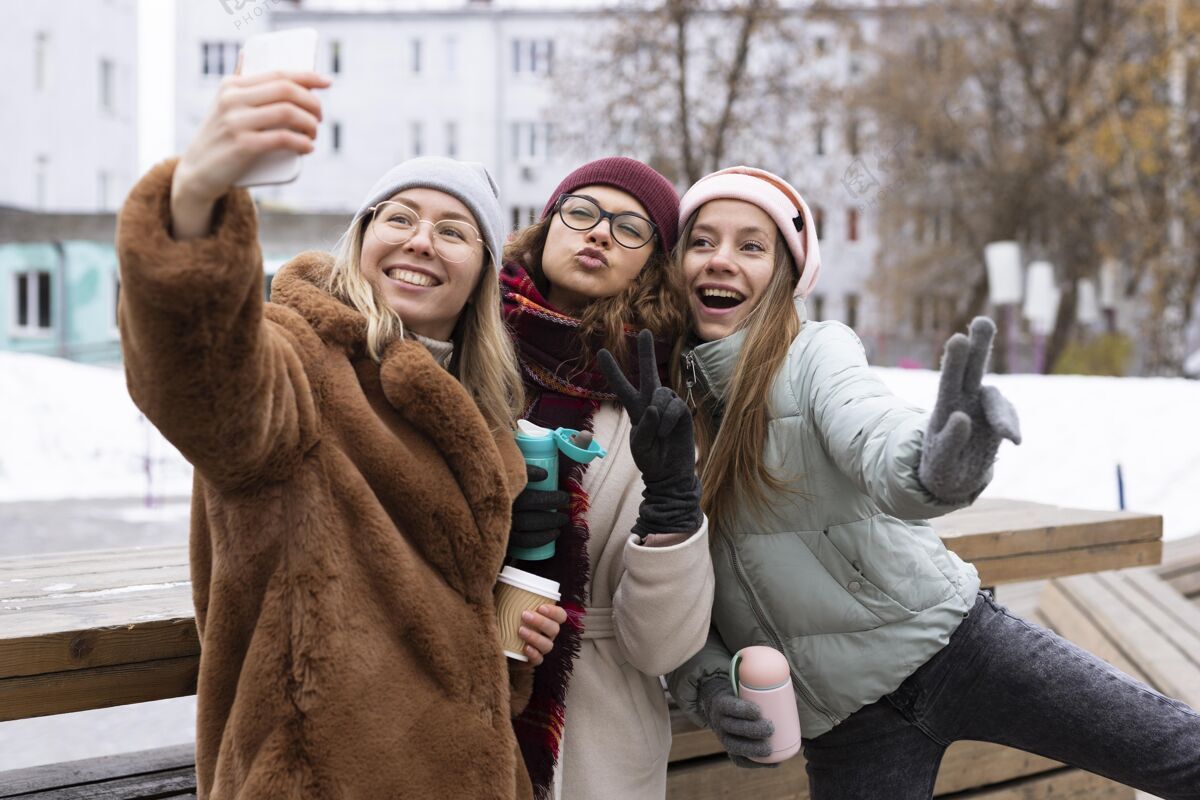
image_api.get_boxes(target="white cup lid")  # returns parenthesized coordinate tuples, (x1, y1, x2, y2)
(517, 419, 552, 437)
(498, 566, 561, 601)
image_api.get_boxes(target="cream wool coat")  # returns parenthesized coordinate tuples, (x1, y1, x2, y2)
(553, 401, 715, 800)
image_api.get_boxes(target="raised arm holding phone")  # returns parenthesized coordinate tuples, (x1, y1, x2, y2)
(118, 40, 563, 800)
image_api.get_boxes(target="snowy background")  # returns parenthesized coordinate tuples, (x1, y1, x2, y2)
(2, 349, 1197, 538)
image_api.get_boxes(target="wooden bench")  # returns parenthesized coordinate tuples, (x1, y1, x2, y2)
(1157, 533, 1200, 609)
(0, 500, 1162, 798)
(0, 710, 1135, 800)
(1039, 542, 1200, 713)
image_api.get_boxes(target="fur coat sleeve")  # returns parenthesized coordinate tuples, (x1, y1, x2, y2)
(116, 158, 320, 492)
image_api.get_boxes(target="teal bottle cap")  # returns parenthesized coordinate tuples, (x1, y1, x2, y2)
(553, 427, 606, 463)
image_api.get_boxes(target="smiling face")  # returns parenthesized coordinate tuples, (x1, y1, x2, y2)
(358, 188, 486, 341)
(540, 184, 657, 313)
(682, 199, 779, 341)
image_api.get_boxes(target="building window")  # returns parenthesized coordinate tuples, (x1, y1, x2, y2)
(510, 206, 539, 231)
(846, 118, 859, 156)
(846, 207, 859, 242)
(812, 205, 824, 240)
(202, 42, 238, 76)
(845, 293, 859, 329)
(13, 271, 53, 334)
(411, 38, 423, 74)
(99, 58, 115, 113)
(814, 36, 827, 56)
(34, 31, 50, 91)
(35, 155, 48, 209)
(512, 39, 554, 76)
(411, 121, 423, 157)
(812, 294, 825, 321)
(912, 296, 926, 335)
(111, 274, 121, 334)
(814, 121, 826, 157)
(511, 122, 552, 163)
(98, 170, 111, 211)
(445, 121, 458, 158)
(331, 121, 342, 154)
(330, 40, 341, 74)
(445, 36, 458, 77)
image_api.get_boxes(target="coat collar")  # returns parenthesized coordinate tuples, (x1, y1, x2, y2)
(686, 296, 808, 404)
(270, 251, 368, 354)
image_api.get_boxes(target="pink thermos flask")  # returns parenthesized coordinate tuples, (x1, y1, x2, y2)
(730, 645, 802, 763)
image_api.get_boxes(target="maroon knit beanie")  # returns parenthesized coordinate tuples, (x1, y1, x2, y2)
(541, 157, 680, 251)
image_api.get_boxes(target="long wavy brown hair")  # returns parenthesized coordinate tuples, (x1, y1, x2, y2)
(674, 212, 804, 534)
(504, 210, 688, 371)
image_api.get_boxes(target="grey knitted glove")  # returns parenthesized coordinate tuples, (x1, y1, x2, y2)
(698, 676, 777, 769)
(918, 317, 1022, 504)
(598, 330, 703, 538)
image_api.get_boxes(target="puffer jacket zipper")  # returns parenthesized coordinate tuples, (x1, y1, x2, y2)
(722, 535, 840, 727)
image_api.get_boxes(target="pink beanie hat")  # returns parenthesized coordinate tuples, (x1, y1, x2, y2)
(678, 166, 822, 298)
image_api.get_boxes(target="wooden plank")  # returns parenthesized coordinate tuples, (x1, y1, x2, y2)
(961, 766, 1134, 799)
(667, 749, 1089, 799)
(1037, 580, 1149, 683)
(0, 564, 189, 602)
(669, 708, 722, 762)
(667, 753, 810, 799)
(970, 540, 1162, 585)
(0, 587, 194, 641)
(935, 499, 1161, 562)
(0, 617, 199, 681)
(1054, 573, 1200, 707)
(933, 741, 1061, 794)
(1100, 572, 1200, 707)
(10, 769, 196, 800)
(0, 547, 188, 584)
(0, 656, 198, 722)
(0, 745, 194, 797)
(668, 723, 1062, 795)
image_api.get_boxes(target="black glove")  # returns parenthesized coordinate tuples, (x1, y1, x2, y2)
(699, 676, 777, 769)
(918, 317, 1022, 504)
(597, 330, 703, 538)
(509, 465, 570, 553)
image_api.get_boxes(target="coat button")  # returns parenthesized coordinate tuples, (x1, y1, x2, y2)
(848, 580, 862, 593)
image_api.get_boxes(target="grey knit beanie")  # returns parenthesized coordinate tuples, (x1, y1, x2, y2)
(354, 156, 505, 271)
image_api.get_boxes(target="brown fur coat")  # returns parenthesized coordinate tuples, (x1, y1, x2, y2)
(117, 161, 532, 799)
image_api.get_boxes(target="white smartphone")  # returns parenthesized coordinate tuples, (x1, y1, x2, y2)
(235, 28, 320, 188)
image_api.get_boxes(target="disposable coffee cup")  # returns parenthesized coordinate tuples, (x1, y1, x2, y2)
(494, 566, 561, 661)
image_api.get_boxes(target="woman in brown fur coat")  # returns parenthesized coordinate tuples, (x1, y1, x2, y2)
(117, 67, 565, 799)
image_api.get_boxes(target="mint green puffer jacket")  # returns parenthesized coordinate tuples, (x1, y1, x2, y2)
(668, 301, 981, 740)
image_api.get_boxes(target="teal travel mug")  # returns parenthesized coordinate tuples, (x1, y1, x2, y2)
(512, 419, 606, 560)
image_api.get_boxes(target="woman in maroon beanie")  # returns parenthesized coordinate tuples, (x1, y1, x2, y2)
(500, 158, 715, 799)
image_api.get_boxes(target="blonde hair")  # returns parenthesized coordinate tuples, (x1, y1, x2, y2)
(327, 216, 524, 434)
(674, 212, 803, 534)
(504, 215, 687, 373)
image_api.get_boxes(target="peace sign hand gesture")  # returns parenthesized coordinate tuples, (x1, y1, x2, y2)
(918, 317, 1022, 504)
(598, 330, 703, 538)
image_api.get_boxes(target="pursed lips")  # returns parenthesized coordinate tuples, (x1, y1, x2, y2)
(575, 247, 608, 268)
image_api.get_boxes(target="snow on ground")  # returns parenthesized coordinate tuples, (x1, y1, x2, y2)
(0, 352, 192, 503)
(2, 351, 1198, 539)
(875, 368, 1199, 540)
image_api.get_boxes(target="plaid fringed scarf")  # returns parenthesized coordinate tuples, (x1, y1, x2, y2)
(500, 261, 668, 799)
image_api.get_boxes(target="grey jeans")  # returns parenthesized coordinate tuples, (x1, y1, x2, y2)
(801, 592, 1200, 800)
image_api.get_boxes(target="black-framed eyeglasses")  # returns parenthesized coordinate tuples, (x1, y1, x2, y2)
(553, 194, 658, 249)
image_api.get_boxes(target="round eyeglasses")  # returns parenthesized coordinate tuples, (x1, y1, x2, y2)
(367, 201, 484, 264)
(554, 194, 657, 249)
